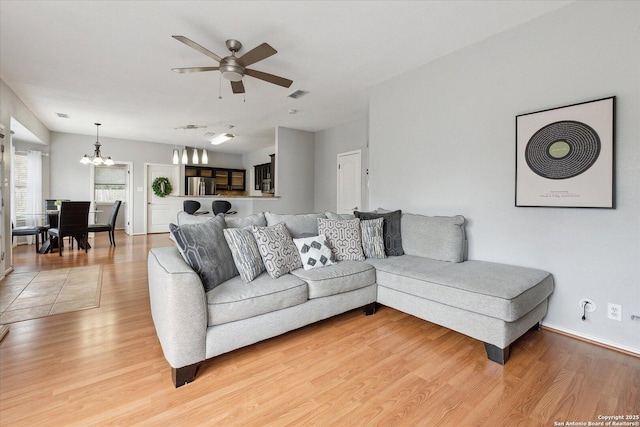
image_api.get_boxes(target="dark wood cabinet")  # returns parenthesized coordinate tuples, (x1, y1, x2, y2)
(185, 166, 246, 192)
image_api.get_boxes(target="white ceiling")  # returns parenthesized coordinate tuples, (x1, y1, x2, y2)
(0, 1, 572, 154)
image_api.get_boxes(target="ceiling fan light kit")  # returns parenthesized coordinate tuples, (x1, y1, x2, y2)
(172, 36, 293, 94)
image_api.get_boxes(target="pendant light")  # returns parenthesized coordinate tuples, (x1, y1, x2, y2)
(80, 123, 114, 166)
(192, 127, 199, 165)
(172, 128, 180, 164)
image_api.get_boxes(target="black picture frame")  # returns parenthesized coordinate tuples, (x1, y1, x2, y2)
(515, 96, 615, 208)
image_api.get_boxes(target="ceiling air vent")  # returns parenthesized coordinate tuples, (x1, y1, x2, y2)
(288, 90, 309, 99)
(56, 112, 70, 118)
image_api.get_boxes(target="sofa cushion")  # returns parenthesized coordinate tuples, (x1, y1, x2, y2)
(324, 211, 355, 220)
(225, 213, 267, 229)
(223, 227, 265, 283)
(355, 210, 404, 256)
(264, 212, 326, 238)
(290, 261, 376, 299)
(293, 234, 334, 270)
(317, 218, 365, 261)
(169, 215, 239, 292)
(252, 223, 303, 278)
(176, 210, 211, 225)
(360, 217, 386, 259)
(401, 213, 466, 262)
(206, 272, 308, 326)
(367, 256, 553, 322)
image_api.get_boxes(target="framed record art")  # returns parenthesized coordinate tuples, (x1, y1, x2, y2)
(516, 96, 615, 208)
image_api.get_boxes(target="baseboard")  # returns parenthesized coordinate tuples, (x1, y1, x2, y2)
(542, 323, 640, 357)
(0, 324, 9, 342)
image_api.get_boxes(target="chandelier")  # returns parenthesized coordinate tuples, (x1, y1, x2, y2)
(80, 123, 114, 166)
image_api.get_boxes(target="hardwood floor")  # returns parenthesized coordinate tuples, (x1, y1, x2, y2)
(1, 232, 638, 426)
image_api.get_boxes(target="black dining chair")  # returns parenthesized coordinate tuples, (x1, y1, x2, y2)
(212, 200, 237, 216)
(12, 223, 48, 253)
(48, 201, 91, 256)
(183, 200, 209, 215)
(88, 200, 122, 246)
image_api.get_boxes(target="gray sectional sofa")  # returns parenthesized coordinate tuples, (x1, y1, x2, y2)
(148, 210, 553, 387)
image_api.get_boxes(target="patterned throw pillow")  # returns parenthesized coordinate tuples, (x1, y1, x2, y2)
(317, 218, 365, 261)
(169, 215, 239, 292)
(223, 228, 265, 282)
(354, 210, 404, 256)
(360, 217, 386, 259)
(293, 235, 334, 270)
(251, 223, 303, 278)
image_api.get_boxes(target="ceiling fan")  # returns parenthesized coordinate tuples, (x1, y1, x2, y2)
(171, 36, 293, 94)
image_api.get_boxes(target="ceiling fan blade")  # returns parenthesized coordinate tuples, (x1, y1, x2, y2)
(237, 43, 277, 67)
(172, 35, 222, 62)
(246, 69, 293, 88)
(231, 80, 245, 94)
(171, 66, 220, 74)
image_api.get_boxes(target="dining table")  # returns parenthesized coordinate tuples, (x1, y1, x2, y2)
(26, 209, 103, 254)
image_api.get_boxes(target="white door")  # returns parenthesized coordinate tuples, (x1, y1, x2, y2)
(146, 164, 179, 234)
(337, 150, 362, 214)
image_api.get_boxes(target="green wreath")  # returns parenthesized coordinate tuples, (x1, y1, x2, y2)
(152, 177, 172, 197)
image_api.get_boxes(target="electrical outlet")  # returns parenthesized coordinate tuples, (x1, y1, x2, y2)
(579, 299, 596, 312)
(607, 303, 622, 321)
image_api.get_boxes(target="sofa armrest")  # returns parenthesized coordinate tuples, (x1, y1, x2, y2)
(148, 247, 207, 368)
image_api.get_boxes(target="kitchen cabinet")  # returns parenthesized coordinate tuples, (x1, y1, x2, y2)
(185, 166, 245, 192)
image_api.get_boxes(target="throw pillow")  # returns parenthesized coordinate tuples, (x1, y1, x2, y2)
(293, 235, 334, 270)
(317, 218, 365, 261)
(169, 215, 239, 292)
(251, 223, 303, 278)
(360, 217, 386, 259)
(354, 210, 404, 256)
(223, 228, 265, 282)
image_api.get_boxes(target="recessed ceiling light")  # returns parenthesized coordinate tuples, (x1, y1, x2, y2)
(288, 109, 297, 114)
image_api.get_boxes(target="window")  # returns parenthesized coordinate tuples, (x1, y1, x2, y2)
(94, 165, 127, 202)
(13, 152, 28, 221)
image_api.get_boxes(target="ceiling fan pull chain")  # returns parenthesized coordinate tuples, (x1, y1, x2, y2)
(218, 72, 222, 100)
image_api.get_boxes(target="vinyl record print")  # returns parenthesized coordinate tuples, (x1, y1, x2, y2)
(516, 96, 615, 208)
(525, 120, 601, 180)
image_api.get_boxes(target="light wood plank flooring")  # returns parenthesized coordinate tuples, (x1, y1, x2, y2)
(1, 232, 638, 426)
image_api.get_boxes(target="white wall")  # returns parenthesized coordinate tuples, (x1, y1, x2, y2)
(253, 126, 315, 214)
(49, 132, 247, 234)
(0, 79, 51, 272)
(369, 1, 640, 353)
(314, 118, 368, 213)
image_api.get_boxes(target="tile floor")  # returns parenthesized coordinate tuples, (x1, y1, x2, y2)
(0, 266, 102, 324)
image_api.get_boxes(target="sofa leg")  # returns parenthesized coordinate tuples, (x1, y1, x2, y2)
(530, 322, 541, 332)
(484, 343, 510, 365)
(172, 364, 199, 388)
(362, 302, 377, 316)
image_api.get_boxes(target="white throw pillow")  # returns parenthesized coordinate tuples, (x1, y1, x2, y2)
(293, 235, 334, 270)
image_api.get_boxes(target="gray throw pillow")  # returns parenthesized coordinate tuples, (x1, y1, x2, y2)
(223, 228, 265, 282)
(251, 223, 303, 278)
(360, 217, 386, 259)
(317, 218, 365, 261)
(355, 210, 404, 256)
(169, 215, 239, 292)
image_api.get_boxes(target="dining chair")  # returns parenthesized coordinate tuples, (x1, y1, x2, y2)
(48, 201, 91, 256)
(88, 200, 122, 246)
(12, 223, 48, 253)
